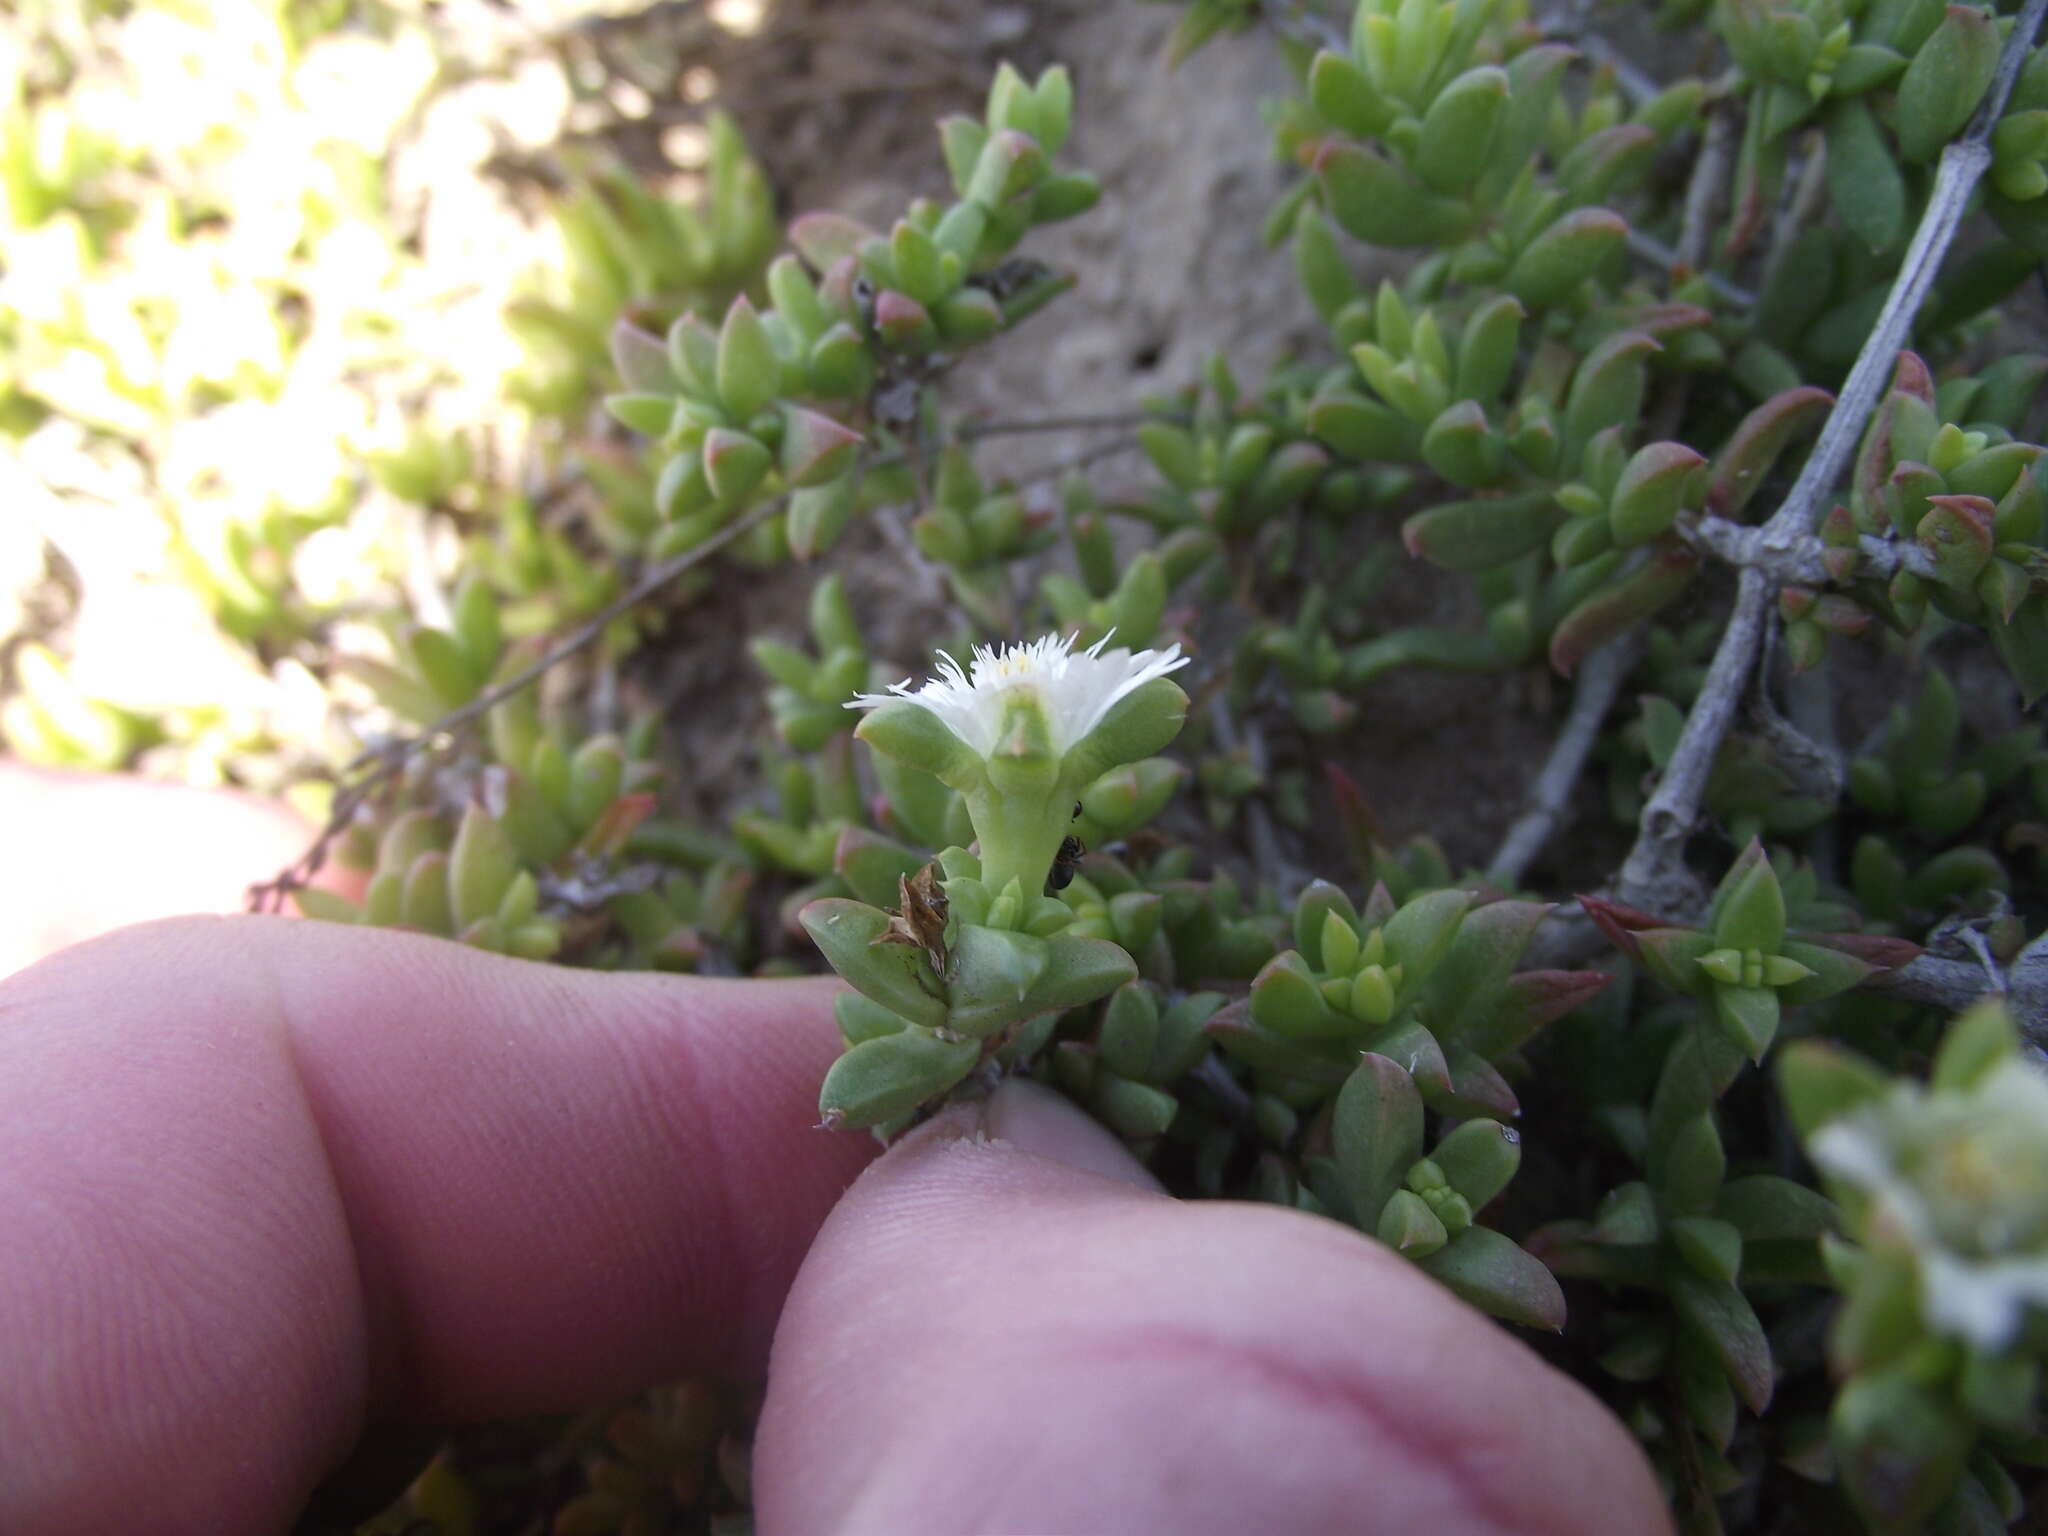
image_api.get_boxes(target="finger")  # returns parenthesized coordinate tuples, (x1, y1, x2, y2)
(757, 1079, 1670, 1536)
(0, 764, 356, 976)
(0, 916, 873, 1536)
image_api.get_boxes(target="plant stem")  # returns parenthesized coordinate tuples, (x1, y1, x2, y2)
(957, 410, 1187, 438)
(247, 487, 798, 912)
(1627, 230, 1755, 307)
(1613, 0, 2047, 914)
(1685, 515, 1938, 582)
(1489, 636, 1637, 890)
(1678, 105, 1738, 273)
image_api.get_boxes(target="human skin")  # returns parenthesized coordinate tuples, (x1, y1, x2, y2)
(0, 770, 1674, 1535)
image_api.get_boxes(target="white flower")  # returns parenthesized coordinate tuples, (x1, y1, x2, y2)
(1810, 1058, 2048, 1350)
(849, 631, 1188, 758)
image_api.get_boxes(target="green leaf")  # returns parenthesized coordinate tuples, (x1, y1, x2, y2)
(1417, 1226, 1567, 1331)
(1563, 331, 1659, 466)
(855, 701, 985, 791)
(1308, 48, 1396, 138)
(1379, 888, 1473, 987)
(1707, 386, 1833, 518)
(1452, 294, 1524, 404)
(1402, 490, 1563, 571)
(1415, 65, 1507, 192)
(1505, 208, 1626, 309)
(1293, 203, 1356, 327)
(1659, 1110, 1727, 1215)
(1775, 938, 1881, 1004)
(1895, 3, 1999, 163)
(1668, 1264, 1774, 1414)
(800, 898, 949, 1029)
(1314, 139, 1472, 248)
(1422, 900, 1553, 1048)
(835, 991, 910, 1045)
(1548, 544, 1699, 676)
(1930, 999, 2020, 1092)
(780, 406, 864, 489)
(1376, 1187, 1450, 1255)
(832, 827, 927, 909)
(449, 805, 517, 929)
(1251, 949, 1347, 1039)
(1990, 593, 2048, 705)
(1030, 932, 1141, 1013)
(703, 427, 772, 507)
(1204, 1002, 1355, 1087)
(1431, 1119, 1521, 1210)
(1713, 983, 1781, 1061)
(1292, 880, 1360, 967)
(1062, 677, 1190, 784)
(1713, 1175, 1838, 1244)
(605, 392, 678, 438)
(1670, 1215, 1744, 1289)
(715, 297, 780, 421)
(946, 925, 1053, 1038)
(1091, 1073, 1178, 1139)
(1776, 1041, 1894, 1140)
(609, 319, 673, 393)
(1098, 982, 1160, 1082)
(1710, 841, 1786, 953)
(1832, 1369, 1975, 1530)
(1826, 97, 1906, 253)
(1334, 1051, 1425, 1227)
(1308, 390, 1411, 460)
(788, 211, 877, 272)
(1589, 1181, 1660, 1246)
(1609, 441, 1706, 547)
(818, 1027, 980, 1130)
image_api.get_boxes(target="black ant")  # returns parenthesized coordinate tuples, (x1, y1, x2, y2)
(1046, 801, 1085, 893)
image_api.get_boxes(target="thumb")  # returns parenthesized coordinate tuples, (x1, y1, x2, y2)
(756, 1078, 1671, 1536)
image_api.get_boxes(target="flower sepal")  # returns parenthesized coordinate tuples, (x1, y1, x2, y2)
(854, 700, 987, 792)
(1060, 675, 1191, 787)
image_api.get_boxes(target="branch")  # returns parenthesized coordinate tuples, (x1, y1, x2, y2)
(1208, 694, 1313, 900)
(1488, 636, 1637, 889)
(248, 489, 795, 911)
(957, 409, 1187, 439)
(250, 430, 1156, 913)
(1628, 230, 1756, 308)
(1613, 0, 2047, 912)
(1677, 102, 1739, 273)
(2003, 926, 2048, 1041)
(1867, 952, 2005, 1013)
(1685, 514, 1938, 582)
(1757, 0, 2044, 561)
(1615, 566, 1769, 915)
(1537, 5, 1663, 107)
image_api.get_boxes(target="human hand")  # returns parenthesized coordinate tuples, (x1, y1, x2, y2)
(0, 761, 345, 978)
(0, 910, 1671, 1535)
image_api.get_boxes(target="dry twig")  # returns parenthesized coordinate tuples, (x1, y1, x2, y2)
(1617, 0, 2048, 919)
(1488, 636, 1638, 890)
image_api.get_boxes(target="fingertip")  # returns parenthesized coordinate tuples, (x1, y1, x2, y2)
(758, 1106, 1669, 1536)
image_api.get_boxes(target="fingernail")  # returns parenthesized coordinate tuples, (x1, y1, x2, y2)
(977, 1077, 1166, 1193)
